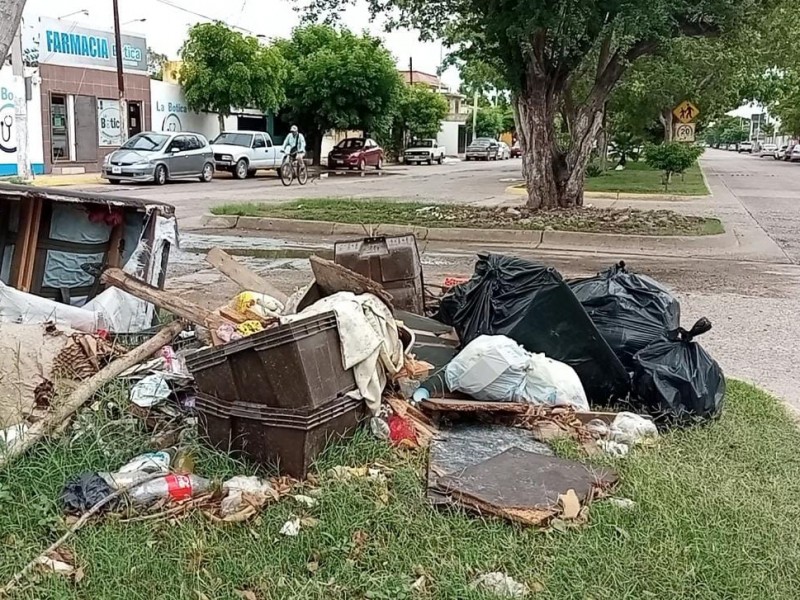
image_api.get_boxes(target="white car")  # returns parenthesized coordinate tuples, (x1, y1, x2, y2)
(404, 139, 446, 165)
(497, 141, 511, 160)
(738, 141, 753, 153)
(758, 143, 778, 157)
(211, 130, 284, 179)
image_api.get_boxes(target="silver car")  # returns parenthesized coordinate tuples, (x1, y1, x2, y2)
(497, 141, 511, 160)
(465, 138, 499, 161)
(102, 131, 215, 185)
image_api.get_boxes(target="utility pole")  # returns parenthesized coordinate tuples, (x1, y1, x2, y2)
(471, 90, 478, 143)
(0, 0, 27, 62)
(10, 21, 30, 179)
(112, 0, 128, 144)
(409, 57, 413, 84)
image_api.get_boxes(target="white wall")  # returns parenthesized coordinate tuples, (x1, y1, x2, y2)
(0, 65, 44, 176)
(437, 121, 460, 156)
(150, 80, 219, 141)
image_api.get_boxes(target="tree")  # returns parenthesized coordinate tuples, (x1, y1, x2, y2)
(396, 84, 448, 140)
(0, 0, 26, 63)
(644, 142, 703, 190)
(180, 22, 286, 133)
(467, 106, 504, 138)
(147, 47, 169, 80)
(303, 0, 791, 210)
(276, 25, 402, 165)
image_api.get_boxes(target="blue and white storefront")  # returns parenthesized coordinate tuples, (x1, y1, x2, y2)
(0, 66, 45, 176)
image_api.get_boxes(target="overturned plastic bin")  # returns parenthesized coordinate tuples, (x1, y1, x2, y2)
(437, 254, 630, 405)
(196, 392, 364, 478)
(185, 312, 356, 409)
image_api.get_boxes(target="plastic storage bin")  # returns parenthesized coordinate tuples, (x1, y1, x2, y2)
(196, 392, 364, 478)
(185, 312, 356, 409)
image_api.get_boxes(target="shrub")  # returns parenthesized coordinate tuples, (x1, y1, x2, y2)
(644, 143, 703, 190)
(586, 163, 604, 178)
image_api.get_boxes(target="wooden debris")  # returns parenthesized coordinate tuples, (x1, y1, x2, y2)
(205, 247, 288, 305)
(385, 396, 438, 448)
(102, 268, 227, 330)
(393, 357, 434, 381)
(310, 255, 394, 310)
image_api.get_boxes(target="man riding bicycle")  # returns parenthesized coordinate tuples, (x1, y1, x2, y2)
(283, 125, 306, 165)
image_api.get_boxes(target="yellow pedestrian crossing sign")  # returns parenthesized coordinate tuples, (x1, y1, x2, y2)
(674, 100, 699, 124)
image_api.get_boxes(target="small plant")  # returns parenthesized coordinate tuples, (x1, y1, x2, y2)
(644, 142, 703, 191)
(586, 163, 604, 178)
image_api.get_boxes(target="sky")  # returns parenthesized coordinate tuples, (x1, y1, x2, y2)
(21, 0, 460, 88)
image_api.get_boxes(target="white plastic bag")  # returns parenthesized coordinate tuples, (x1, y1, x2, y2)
(445, 335, 589, 410)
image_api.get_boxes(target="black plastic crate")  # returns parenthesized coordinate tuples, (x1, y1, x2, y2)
(196, 392, 364, 479)
(185, 312, 356, 410)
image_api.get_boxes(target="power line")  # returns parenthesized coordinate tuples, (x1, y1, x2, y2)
(151, 0, 259, 35)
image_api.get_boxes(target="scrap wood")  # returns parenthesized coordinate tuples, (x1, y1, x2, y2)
(0, 320, 186, 470)
(393, 356, 434, 381)
(206, 247, 289, 305)
(385, 396, 438, 447)
(309, 255, 394, 311)
(101, 268, 228, 331)
(421, 397, 531, 415)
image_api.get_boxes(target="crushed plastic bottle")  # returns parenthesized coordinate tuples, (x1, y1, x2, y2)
(99, 470, 155, 490)
(127, 474, 211, 505)
(117, 451, 172, 474)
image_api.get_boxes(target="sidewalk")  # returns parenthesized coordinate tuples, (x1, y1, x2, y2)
(28, 172, 105, 187)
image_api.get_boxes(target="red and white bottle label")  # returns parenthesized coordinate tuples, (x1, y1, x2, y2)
(166, 474, 193, 501)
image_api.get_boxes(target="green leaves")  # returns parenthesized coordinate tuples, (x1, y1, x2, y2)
(397, 85, 449, 139)
(179, 23, 286, 119)
(644, 142, 703, 189)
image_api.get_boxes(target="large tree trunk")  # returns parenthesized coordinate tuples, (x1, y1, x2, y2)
(310, 130, 323, 167)
(218, 113, 226, 134)
(659, 109, 674, 142)
(0, 0, 26, 62)
(517, 85, 564, 209)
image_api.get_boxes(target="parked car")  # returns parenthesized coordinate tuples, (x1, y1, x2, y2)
(790, 144, 800, 162)
(497, 141, 511, 160)
(738, 141, 753, 153)
(758, 143, 778, 157)
(211, 131, 284, 179)
(782, 143, 797, 161)
(510, 141, 522, 158)
(327, 138, 384, 170)
(102, 131, 214, 185)
(774, 144, 788, 160)
(465, 138, 499, 161)
(403, 138, 445, 165)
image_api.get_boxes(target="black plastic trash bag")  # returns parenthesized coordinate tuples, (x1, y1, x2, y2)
(60, 472, 116, 515)
(437, 253, 630, 405)
(569, 261, 681, 370)
(632, 318, 725, 425)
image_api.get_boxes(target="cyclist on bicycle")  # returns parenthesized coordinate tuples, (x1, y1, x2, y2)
(283, 125, 306, 164)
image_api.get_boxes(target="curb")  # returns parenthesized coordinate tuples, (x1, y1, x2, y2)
(504, 185, 710, 202)
(202, 214, 733, 253)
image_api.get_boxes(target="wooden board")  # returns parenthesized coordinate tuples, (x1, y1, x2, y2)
(10, 198, 42, 291)
(420, 397, 619, 424)
(310, 255, 394, 310)
(205, 247, 289, 304)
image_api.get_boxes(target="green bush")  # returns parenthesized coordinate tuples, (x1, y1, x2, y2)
(644, 142, 703, 190)
(586, 163, 604, 178)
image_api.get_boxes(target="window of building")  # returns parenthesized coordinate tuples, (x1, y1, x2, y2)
(51, 94, 69, 162)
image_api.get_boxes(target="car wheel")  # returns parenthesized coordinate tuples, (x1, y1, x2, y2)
(376, 157, 383, 170)
(247, 169, 257, 178)
(437, 155, 443, 164)
(200, 162, 214, 183)
(154, 164, 167, 186)
(427, 156, 433, 165)
(108, 178, 121, 185)
(358, 158, 366, 171)
(233, 158, 248, 180)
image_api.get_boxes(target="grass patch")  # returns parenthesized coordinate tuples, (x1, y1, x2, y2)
(211, 199, 723, 236)
(2, 381, 800, 598)
(584, 161, 709, 196)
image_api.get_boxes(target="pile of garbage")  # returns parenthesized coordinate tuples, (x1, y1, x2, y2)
(0, 235, 728, 590)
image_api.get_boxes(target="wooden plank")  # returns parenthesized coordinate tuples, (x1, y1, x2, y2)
(206, 247, 289, 305)
(101, 267, 227, 330)
(310, 255, 394, 310)
(419, 397, 618, 424)
(106, 223, 125, 269)
(9, 200, 34, 288)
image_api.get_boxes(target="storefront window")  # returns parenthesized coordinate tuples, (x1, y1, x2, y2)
(97, 99, 121, 146)
(51, 94, 68, 162)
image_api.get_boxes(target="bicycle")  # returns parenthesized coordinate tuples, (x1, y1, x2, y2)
(279, 151, 308, 186)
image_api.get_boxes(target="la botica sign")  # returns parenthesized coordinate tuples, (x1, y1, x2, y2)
(39, 17, 147, 74)
(0, 86, 16, 155)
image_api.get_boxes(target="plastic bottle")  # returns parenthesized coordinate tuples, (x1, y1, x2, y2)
(127, 474, 211, 505)
(117, 450, 173, 474)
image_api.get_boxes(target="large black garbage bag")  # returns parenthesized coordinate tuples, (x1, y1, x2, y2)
(632, 318, 725, 425)
(569, 261, 681, 370)
(441, 253, 630, 404)
(436, 283, 467, 327)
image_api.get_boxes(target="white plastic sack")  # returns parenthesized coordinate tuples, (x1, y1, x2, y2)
(445, 335, 589, 410)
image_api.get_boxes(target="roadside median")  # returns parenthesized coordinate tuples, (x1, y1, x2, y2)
(204, 198, 733, 256)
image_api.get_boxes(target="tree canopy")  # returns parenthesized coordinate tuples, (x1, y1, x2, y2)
(276, 25, 403, 162)
(302, 0, 794, 209)
(396, 84, 448, 140)
(180, 23, 286, 132)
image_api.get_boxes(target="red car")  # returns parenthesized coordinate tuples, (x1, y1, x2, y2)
(510, 141, 522, 158)
(327, 137, 384, 170)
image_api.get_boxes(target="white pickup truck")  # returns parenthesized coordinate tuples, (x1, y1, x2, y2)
(211, 130, 285, 179)
(403, 139, 446, 165)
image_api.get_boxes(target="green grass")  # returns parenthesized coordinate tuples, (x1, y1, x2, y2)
(2, 381, 800, 598)
(211, 199, 723, 236)
(584, 161, 709, 196)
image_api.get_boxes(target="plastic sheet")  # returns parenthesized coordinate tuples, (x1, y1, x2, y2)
(569, 262, 680, 369)
(437, 254, 630, 404)
(632, 318, 726, 425)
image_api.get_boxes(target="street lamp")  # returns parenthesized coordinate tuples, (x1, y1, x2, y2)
(58, 10, 89, 19)
(122, 18, 147, 25)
